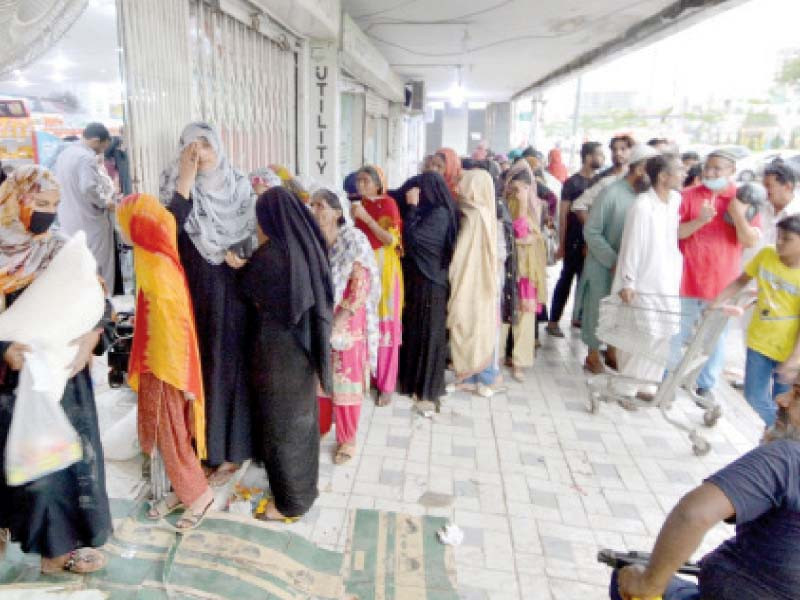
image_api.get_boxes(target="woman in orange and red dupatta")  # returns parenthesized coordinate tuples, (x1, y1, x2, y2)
(117, 193, 213, 531)
(431, 147, 462, 200)
(351, 165, 403, 407)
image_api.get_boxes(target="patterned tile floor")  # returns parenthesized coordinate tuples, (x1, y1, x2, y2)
(97, 288, 762, 600)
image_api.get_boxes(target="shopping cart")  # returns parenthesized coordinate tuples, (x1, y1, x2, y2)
(586, 293, 740, 456)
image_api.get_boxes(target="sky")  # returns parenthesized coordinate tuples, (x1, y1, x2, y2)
(542, 0, 800, 120)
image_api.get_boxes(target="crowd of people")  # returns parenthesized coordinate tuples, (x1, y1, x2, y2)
(1, 119, 799, 598)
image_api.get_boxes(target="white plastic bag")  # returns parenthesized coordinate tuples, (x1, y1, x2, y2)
(0, 232, 105, 485)
(4, 353, 82, 485)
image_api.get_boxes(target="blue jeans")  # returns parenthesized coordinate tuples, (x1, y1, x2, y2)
(744, 348, 789, 426)
(609, 569, 700, 600)
(465, 348, 499, 386)
(669, 298, 728, 391)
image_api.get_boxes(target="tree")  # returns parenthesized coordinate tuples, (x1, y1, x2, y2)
(777, 50, 800, 91)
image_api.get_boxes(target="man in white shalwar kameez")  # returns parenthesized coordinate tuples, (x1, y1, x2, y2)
(612, 154, 686, 398)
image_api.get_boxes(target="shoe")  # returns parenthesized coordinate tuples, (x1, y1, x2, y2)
(512, 367, 525, 382)
(583, 353, 604, 375)
(636, 390, 655, 401)
(696, 387, 709, 397)
(476, 384, 495, 398)
(571, 320, 582, 329)
(546, 324, 565, 338)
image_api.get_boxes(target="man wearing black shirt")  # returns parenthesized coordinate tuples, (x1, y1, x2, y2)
(546, 142, 604, 337)
(611, 382, 800, 600)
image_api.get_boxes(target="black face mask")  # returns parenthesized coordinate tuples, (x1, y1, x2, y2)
(28, 211, 56, 235)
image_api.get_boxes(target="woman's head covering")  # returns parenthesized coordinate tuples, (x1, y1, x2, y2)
(505, 159, 542, 224)
(343, 172, 359, 198)
(269, 164, 293, 184)
(255, 187, 334, 393)
(117, 193, 207, 458)
(159, 122, 254, 265)
(249, 167, 282, 190)
(436, 147, 462, 198)
(447, 169, 498, 378)
(0, 165, 64, 296)
(360, 165, 388, 195)
(418, 171, 459, 266)
(547, 148, 568, 183)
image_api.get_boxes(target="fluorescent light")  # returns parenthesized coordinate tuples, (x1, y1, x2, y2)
(428, 100, 445, 110)
(447, 83, 465, 108)
(468, 101, 488, 110)
(48, 54, 73, 70)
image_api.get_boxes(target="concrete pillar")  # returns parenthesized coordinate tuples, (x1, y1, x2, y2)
(442, 105, 468, 156)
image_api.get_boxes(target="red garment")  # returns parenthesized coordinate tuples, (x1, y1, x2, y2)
(678, 183, 761, 300)
(547, 149, 568, 183)
(354, 195, 403, 251)
(436, 147, 462, 199)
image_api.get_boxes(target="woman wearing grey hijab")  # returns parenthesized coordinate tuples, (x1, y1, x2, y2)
(160, 122, 255, 486)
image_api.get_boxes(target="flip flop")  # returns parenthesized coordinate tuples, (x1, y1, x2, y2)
(173, 497, 215, 532)
(334, 444, 355, 465)
(255, 498, 300, 524)
(147, 495, 184, 520)
(41, 548, 107, 575)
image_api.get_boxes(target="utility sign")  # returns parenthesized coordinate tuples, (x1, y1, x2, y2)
(309, 40, 339, 187)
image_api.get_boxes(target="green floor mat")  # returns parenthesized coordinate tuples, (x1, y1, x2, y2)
(0, 500, 458, 599)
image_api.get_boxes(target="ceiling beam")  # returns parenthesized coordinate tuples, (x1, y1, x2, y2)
(512, 0, 750, 100)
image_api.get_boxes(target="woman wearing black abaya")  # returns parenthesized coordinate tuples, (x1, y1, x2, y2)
(240, 187, 333, 521)
(397, 172, 458, 409)
(160, 123, 254, 486)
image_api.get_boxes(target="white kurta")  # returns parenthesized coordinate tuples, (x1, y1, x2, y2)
(611, 188, 683, 395)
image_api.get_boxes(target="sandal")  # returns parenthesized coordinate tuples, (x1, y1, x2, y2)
(255, 498, 300, 524)
(147, 494, 184, 520)
(334, 444, 355, 465)
(512, 368, 525, 383)
(376, 392, 393, 407)
(41, 548, 107, 575)
(174, 497, 215, 532)
(207, 463, 240, 487)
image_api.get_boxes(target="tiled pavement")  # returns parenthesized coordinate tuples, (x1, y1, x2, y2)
(100, 299, 765, 600)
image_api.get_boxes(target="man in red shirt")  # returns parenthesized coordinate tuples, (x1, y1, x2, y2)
(673, 149, 760, 397)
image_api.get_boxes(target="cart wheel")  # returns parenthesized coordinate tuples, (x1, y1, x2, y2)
(703, 405, 722, 428)
(690, 435, 711, 456)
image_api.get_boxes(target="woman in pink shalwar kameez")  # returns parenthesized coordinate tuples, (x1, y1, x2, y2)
(311, 189, 380, 464)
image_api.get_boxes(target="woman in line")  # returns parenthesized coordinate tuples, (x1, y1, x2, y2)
(398, 171, 458, 409)
(0, 166, 111, 573)
(117, 193, 213, 530)
(240, 187, 332, 521)
(249, 167, 282, 197)
(447, 169, 499, 392)
(310, 189, 379, 464)
(503, 161, 548, 381)
(547, 148, 568, 184)
(432, 147, 462, 200)
(160, 122, 254, 487)
(352, 165, 403, 407)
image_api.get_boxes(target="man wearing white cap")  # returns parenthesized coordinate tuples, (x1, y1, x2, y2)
(579, 143, 659, 374)
(673, 149, 761, 398)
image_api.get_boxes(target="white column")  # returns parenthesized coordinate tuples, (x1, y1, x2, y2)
(307, 39, 340, 188)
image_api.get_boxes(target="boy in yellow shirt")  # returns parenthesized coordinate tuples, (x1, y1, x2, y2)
(712, 215, 800, 426)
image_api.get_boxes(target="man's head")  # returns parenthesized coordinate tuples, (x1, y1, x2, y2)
(646, 154, 686, 193)
(702, 150, 736, 192)
(766, 378, 800, 443)
(681, 151, 700, 169)
(647, 138, 670, 153)
(763, 161, 797, 211)
(625, 144, 659, 193)
(775, 215, 800, 265)
(609, 135, 635, 168)
(581, 142, 604, 171)
(82, 122, 111, 154)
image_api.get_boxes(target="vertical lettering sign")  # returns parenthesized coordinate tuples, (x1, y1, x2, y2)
(309, 42, 338, 187)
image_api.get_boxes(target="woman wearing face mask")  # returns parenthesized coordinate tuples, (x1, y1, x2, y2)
(160, 123, 255, 488)
(351, 165, 403, 407)
(0, 166, 112, 574)
(502, 161, 548, 382)
(310, 189, 379, 464)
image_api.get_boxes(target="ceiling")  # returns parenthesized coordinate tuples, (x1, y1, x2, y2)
(342, 0, 748, 102)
